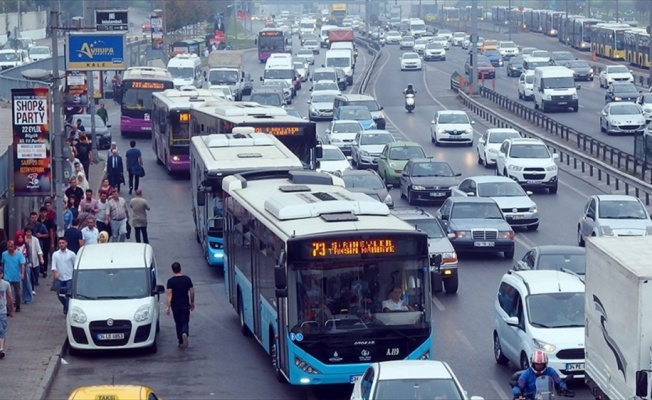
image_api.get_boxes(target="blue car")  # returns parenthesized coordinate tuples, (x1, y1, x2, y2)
(334, 106, 377, 130)
(482, 49, 504, 67)
(506, 57, 524, 77)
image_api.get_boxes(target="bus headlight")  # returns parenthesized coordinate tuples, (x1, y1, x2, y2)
(295, 356, 321, 374)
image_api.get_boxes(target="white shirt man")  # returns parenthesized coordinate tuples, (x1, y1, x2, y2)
(80, 217, 100, 245)
(51, 237, 76, 315)
(382, 287, 414, 312)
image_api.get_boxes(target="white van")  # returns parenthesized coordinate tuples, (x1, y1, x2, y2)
(167, 53, 202, 89)
(533, 66, 580, 113)
(65, 243, 164, 354)
(325, 49, 353, 85)
(409, 19, 427, 37)
(263, 57, 297, 94)
(330, 41, 357, 66)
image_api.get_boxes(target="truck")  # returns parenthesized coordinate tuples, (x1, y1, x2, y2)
(327, 28, 354, 48)
(331, 3, 347, 25)
(206, 51, 244, 101)
(585, 236, 652, 400)
(390, 5, 401, 19)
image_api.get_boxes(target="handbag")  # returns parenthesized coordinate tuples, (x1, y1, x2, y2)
(119, 172, 125, 184)
(134, 165, 146, 178)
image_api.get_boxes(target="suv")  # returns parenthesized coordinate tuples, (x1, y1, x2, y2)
(249, 88, 285, 107)
(391, 208, 459, 293)
(430, 110, 475, 146)
(377, 141, 427, 185)
(333, 94, 386, 129)
(493, 270, 586, 380)
(496, 138, 559, 194)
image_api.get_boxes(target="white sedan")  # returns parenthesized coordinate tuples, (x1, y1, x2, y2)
(316, 144, 351, 174)
(385, 30, 402, 44)
(599, 102, 646, 135)
(599, 65, 634, 88)
(476, 128, 522, 168)
(296, 48, 315, 65)
(400, 52, 422, 71)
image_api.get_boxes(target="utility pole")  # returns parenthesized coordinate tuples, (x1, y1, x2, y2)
(87, 1, 98, 162)
(615, 0, 619, 23)
(508, 0, 512, 41)
(470, 0, 479, 93)
(586, 0, 591, 18)
(50, 0, 65, 234)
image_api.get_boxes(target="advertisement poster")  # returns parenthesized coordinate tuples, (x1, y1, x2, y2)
(151, 16, 163, 49)
(12, 88, 51, 196)
(66, 32, 127, 71)
(64, 71, 88, 107)
(92, 71, 103, 99)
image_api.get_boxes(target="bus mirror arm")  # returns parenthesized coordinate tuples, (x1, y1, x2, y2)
(197, 191, 206, 206)
(274, 264, 288, 298)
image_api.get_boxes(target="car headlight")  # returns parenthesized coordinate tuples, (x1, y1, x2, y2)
(508, 164, 524, 171)
(487, 148, 498, 154)
(465, 128, 473, 134)
(546, 165, 557, 171)
(646, 226, 652, 235)
(614, 96, 622, 101)
(70, 306, 87, 324)
(588, 67, 594, 73)
(134, 304, 152, 322)
(542, 93, 552, 100)
(572, 93, 578, 100)
(529, 206, 538, 212)
(437, 128, 445, 134)
(532, 338, 557, 353)
(498, 231, 515, 239)
(309, 106, 317, 113)
(454, 230, 471, 239)
(330, 138, 342, 143)
(360, 150, 369, 156)
(498, 60, 503, 66)
(600, 225, 614, 236)
(442, 251, 458, 263)
(412, 185, 426, 190)
(611, 119, 620, 125)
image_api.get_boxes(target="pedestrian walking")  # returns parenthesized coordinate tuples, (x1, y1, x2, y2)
(106, 190, 129, 242)
(96, 102, 108, 125)
(23, 227, 44, 288)
(166, 262, 194, 349)
(0, 267, 15, 359)
(81, 217, 100, 245)
(64, 218, 84, 254)
(64, 176, 84, 204)
(106, 148, 124, 193)
(78, 189, 99, 223)
(51, 237, 76, 315)
(75, 133, 93, 179)
(130, 190, 150, 244)
(98, 178, 113, 198)
(0, 241, 25, 312)
(98, 231, 109, 244)
(13, 232, 32, 305)
(37, 207, 55, 278)
(95, 190, 112, 238)
(125, 140, 143, 195)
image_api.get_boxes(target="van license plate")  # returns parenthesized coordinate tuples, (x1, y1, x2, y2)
(558, 101, 567, 105)
(97, 333, 125, 340)
(350, 375, 361, 384)
(475, 241, 495, 247)
(566, 363, 584, 371)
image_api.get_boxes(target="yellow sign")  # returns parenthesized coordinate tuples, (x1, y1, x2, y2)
(178, 112, 190, 122)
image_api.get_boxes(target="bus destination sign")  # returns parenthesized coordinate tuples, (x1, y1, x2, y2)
(259, 30, 283, 37)
(254, 125, 302, 136)
(128, 81, 167, 89)
(311, 239, 396, 258)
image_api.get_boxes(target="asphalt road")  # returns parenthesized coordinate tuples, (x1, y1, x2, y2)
(418, 30, 643, 158)
(48, 32, 599, 400)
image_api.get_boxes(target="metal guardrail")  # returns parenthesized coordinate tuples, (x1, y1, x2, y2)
(355, 36, 381, 95)
(476, 86, 652, 184)
(456, 87, 652, 204)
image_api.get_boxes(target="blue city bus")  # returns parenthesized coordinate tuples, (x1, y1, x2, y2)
(222, 169, 433, 385)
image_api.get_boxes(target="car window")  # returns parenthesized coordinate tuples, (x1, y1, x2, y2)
(409, 219, 445, 238)
(598, 199, 647, 219)
(509, 144, 550, 159)
(438, 198, 452, 217)
(361, 367, 374, 400)
(389, 146, 425, 160)
(411, 162, 454, 177)
(521, 250, 536, 268)
(498, 282, 518, 316)
(437, 113, 469, 124)
(527, 292, 585, 328)
(451, 202, 503, 219)
(320, 147, 346, 161)
(488, 131, 520, 143)
(342, 174, 384, 190)
(477, 182, 525, 197)
(586, 198, 596, 216)
(537, 253, 586, 274)
(457, 179, 473, 193)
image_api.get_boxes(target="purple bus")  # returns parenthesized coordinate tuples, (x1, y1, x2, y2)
(119, 67, 174, 136)
(257, 29, 287, 63)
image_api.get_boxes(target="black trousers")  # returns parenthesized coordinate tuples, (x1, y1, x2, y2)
(135, 227, 148, 244)
(96, 221, 112, 238)
(171, 307, 190, 344)
(128, 172, 140, 191)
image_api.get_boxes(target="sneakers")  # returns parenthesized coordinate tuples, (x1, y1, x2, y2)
(181, 333, 189, 349)
(32, 291, 36, 295)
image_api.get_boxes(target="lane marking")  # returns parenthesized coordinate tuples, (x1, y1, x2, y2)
(455, 329, 476, 352)
(432, 295, 446, 311)
(490, 378, 512, 400)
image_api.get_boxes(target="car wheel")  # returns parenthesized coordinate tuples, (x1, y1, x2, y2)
(477, 150, 483, 165)
(549, 183, 558, 194)
(494, 332, 509, 365)
(504, 248, 515, 259)
(443, 274, 458, 294)
(600, 119, 605, 132)
(577, 226, 585, 247)
(606, 122, 612, 136)
(400, 184, 406, 199)
(518, 90, 522, 100)
(483, 156, 491, 169)
(520, 352, 530, 370)
(407, 189, 415, 205)
(433, 135, 440, 146)
(270, 336, 286, 383)
(527, 222, 539, 231)
(534, 101, 539, 110)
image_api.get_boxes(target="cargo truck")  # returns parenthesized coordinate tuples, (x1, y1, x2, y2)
(206, 51, 244, 100)
(585, 236, 652, 400)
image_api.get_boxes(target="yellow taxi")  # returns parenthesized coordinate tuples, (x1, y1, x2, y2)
(67, 385, 161, 400)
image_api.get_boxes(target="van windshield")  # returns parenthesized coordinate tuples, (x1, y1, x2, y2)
(326, 57, 350, 68)
(169, 67, 194, 79)
(74, 268, 150, 299)
(541, 77, 575, 89)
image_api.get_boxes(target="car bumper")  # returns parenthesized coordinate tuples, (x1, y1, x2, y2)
(357, 155, 380, 168)
(451, 239, 515, 253)
(503, 211, 539, 227)
(424, 53, 445, 60)
(549, 357, 585, 380)
(542, 99, 578, 109)
(434, 131, 474, 144)
(606, 123, 645, 134)
(507, 173, 558, 189)
(574, 73, 593, 81)
(67, 318, 157, 350)
(401, 63, 422, 70)
(478, 71, 496, 79)
(309, 110, 334, 120)
(409, 188, 452, 202)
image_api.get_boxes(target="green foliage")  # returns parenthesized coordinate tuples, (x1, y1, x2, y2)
(164, 0, 212, 32)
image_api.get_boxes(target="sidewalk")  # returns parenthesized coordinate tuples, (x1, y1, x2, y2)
(0, 103, 118, 400)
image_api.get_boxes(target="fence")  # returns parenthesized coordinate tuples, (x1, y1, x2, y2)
(354, 34, 382, 94)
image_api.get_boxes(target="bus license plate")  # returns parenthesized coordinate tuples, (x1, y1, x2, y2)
(97, 333, 125, 340)
(475, 241, 495, 247)
(566, 363, 584, 371)
(350, 375, 361, 384)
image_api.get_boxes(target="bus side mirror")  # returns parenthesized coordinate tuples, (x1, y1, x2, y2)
(635, 371, 649, 397)
(197, 191, 205, 206)
(315, 145, 323, 159)
(274, 264, 287, 298)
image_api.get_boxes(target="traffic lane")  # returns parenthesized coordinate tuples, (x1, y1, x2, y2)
(48, 112, 308, 400)
(418, 44, 633, 154)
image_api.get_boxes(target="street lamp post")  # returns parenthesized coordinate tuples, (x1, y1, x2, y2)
(508, 0, 512, 41)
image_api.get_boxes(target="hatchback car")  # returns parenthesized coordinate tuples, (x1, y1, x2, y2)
(577, 194, 652, 246)
(340, 169, 394, 208)
(413, 37, 430, 54)
(399, 35, 416, 50)
(517, 70, 535, 100)
(476, 128, 522, 167)
(451, 176, 539, 230)
(351, 360, 483, 400)
(67, 385, 161, 400)
(513, 245, 586, 275)
(400, 52, 422, 71)
(316, 144, 351, 175)
(399, 159, 460, 205)
(377, 141, 427, 186)
(323, 119, 364, 155)
(549, 51, 574, 65)
(311, 80, 341, 93)
(431, 110, 475, 146)
(435, 197, 515, 259)
(28, 45, 51, 61)
(605, 82, 639, 104)
(263, 80, 293, 104)
(599, 102, 646, 135)
(303, 39, 320, 53)
(350, 130, 396, 169)
(497, 41, 520, 58)
(334, 106, 376, 130)
(506, 57, 524, 77)
(307, 90, 338, 121)
(493, 270, 586, 379)
(482, 48, 504, 67)
(70, 114, 112, 150)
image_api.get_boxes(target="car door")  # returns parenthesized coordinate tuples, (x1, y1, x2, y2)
(518, 74, 525, 93)
(454, 179, 473, 197)
(477, 133, 488, 159)
(436, 198, 453, 231)
(378, 145, 389, 177)
(352, 132, 362, 162)
(399, 161, 412, 195)
(496, 282, 524, 361)
(497, 141, 510, 172)
(605, 87, 613, 102)
(580, 197, 598, 239)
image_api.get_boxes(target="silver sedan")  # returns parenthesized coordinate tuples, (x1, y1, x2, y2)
(578, 194, 652, 246)
(599, 102, 646, 135)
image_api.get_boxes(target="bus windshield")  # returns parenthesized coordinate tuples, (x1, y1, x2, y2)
(615, 31, 625, 50)
(258, 34, 285, 52)
(122, 87, 155, 110)
(170, 119, 190, 145)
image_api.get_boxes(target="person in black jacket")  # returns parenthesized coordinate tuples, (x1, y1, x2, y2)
(106, 148, 124, 193)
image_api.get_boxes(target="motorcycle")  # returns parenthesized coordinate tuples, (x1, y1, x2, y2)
(405, 93, 415, 113)
(509, 371, 575, 400)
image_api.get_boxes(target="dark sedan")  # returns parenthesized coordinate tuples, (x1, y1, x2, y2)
(399, 158, 461, 205)
(513, 245, 585, 275)
(341, 169, 394, 208)
(435, 197, 515, 259)
(605, 82, 640, 104)
(506, 57, 524, 77)
(563, 60, 594, 81)
(70, 114, 112, 150)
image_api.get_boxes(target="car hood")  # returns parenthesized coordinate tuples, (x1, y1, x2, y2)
(410, 176, 458, 187)
(359, 144, 386, 154)
(487, 195, 536, 210)
(318, 159, 351, 173)
(427, 237, 455, 254)
(312, 101, 334, 110)
(598, 218, 652, 234)
(608, 113, 645, 124)
(450, 218, 511, 230)
(477, 65, 495, 71)
(606, 72, 633, 79)
(509, 157, 555, 168)
(529, 326, 584, 357)
(611, 91, 639, 100)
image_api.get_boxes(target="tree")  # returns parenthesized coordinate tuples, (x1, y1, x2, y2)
(163, 0, 212, 32)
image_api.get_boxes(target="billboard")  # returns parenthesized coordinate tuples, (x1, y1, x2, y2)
(96, 10, 129, 31)
(66, 32, 127, 71)
(11, 88, 52, 197)
(151, 16, 164, 49)
(64, 71, 88, 107)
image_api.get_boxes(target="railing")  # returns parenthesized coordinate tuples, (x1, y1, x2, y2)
(455, 84, 652, 204)
(354, 35, 381, 95)
(477, 86, 652, 184)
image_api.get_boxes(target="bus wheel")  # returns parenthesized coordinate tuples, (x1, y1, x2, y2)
(238, 291, 251, 337)
(270, 331, 286, 383)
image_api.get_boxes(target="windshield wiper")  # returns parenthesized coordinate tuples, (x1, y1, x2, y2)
(95, 295, 133, 299)
(74, 294, 96, 300)
(530, 322, 552, 328)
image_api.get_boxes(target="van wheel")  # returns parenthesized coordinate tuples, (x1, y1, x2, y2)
(238, 292, 251, 337)
(534, 101, 539, 110)
(494, 333, 509, 365)
(443, 275, 458, 294)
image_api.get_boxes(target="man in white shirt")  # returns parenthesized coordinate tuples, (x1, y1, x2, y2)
(95, 191, 110, 235)
(382, 286, 414, 312)
(81, 216, 100, 245)
(51, 237, 77, 315)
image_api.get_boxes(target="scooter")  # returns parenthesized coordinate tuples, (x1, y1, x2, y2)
(509, 371, 575, 400)
(405, 93, 415, 113)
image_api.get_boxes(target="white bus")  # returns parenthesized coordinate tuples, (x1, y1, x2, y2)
(222, 168, 432, 385)
(190, 133, 303, 267)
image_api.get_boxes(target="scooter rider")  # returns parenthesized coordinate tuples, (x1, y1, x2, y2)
(512, 350, 575, 400)
(403, 83, 417, 95)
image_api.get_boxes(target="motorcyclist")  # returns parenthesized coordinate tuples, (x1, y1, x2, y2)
(403, 84, 417, 96)
(512, 350, 575, 400)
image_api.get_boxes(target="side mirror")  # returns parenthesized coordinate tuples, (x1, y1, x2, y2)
(259, 76, 263, 81)
(386, 184, 393, 190)
(635, 371, 649, 397)
(552, 153, 559, 161)
(379, 106, 384, 110)
(447, 232, 455, 239)
(466, 192, 476, 196)
(203, 71, 207, 78)
(576, 84, 581, 90)
(274, 263, 288, 298)
(440, 214, 449, 220)
(601, 111, 607, 116)
(431, 120, 435, 124)
(470, 121, 475, 125)
(526, 190, 533, 196)
(155, 284, 165, 294)
(106, 124, 112, 128)
(454, 172, 462, 176)
(504, 316, 519, 326)
(306, 100, 311, 104)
